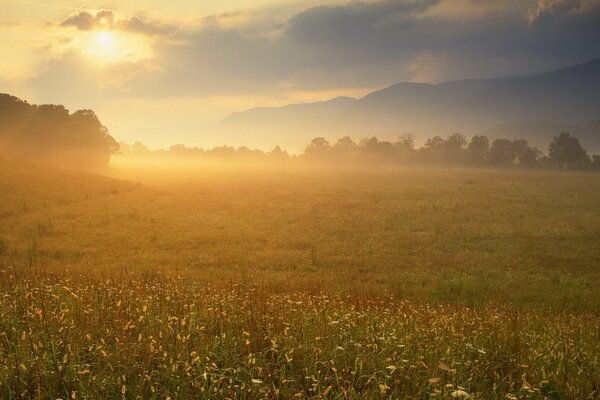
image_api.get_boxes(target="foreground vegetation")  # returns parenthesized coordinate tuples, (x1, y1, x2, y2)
(0, 158, 599, 398)
(2, 270, 599, 399)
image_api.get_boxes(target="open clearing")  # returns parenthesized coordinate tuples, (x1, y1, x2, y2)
(1, 158, 599, 398)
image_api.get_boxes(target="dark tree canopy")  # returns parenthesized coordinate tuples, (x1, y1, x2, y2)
(0, 93, 119, 170)
(304, 137, 331, 159)
(467, 135, 490, 164)
(548, 132, 589, 168)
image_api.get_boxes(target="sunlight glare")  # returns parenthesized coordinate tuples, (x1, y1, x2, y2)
(96, 31, 114, 48)
(81, 30, 152, 65)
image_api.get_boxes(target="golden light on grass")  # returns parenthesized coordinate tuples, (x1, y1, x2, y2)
(0, 160, 599, 398)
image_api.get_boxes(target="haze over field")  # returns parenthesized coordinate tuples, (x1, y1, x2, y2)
(2, 1, 600, 399)
(1, 0, 599, 150)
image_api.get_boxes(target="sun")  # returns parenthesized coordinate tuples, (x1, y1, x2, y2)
(82, 30, 120, 63)
(78, 30, 152, 65)
(96, 31, 115, 48)
(93, 31, 119, 61)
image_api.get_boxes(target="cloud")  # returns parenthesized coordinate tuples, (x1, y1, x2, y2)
(11, 0, 599, 150)
(120, 16, 173, 36)
(60, 11, 96, 31)
(31, 0, 600, 102)
(529, 0, 600, 23)
(529, 0, 600, 22)
(60, 10, 173, 36)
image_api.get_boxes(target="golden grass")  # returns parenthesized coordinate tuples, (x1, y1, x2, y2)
(0, 157, 599, 398)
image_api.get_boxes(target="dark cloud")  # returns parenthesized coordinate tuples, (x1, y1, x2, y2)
(278, 0, 600, 84)
(286, 0, 438, 44)
(59, 10, 173, 36)
(47, 0, 600, 99)
(60, 11, 97, 31)
(119, 16, 173, 36)
(529, 0, 600, 23)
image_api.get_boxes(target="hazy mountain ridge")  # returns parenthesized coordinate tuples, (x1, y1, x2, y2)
(220, 59, 600, 152)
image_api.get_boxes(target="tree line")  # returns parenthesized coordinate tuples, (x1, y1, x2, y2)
(119, 141, 292, 162)
(0, 94, 119, 170)
(2, 91, 596, 171)
(122, 132, 599, 170)
(302, 132, 598, 169)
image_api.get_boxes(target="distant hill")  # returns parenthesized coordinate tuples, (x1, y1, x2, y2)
(221, 96, 357, 151)
(220, 59, 600, 152)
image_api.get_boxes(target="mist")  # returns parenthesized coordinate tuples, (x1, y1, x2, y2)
(1, 1, 600, 399)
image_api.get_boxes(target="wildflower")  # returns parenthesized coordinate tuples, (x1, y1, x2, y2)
(379, 383, 390, 394)
(451, 390, 471, 398)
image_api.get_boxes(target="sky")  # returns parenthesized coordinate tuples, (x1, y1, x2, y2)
(1, 0, 600, 149)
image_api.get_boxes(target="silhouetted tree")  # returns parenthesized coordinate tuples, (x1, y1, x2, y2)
(131, 141, 151, 155)
(420, 136, 445, 163)
(360, 137, 394, 161)
(393, 133, 415, 162)
(236, 146, 256, 160)
(467, 135, 490, 164)
(210, 145, 236, 158)
(591, 155, 600, 170)
(509, 139, 542, 167)
(332, 136, 358, 159)
(395, 133, 414, 150)
(424, 136, 444, 150)
(489, 139, 517, 165)
(518, 146, 543, 167)
(267, 146, 290, 162)
(548, 132, 589, 168)
(304, 137, 331, 160)
(0, 94, 119, 169)
(444, 133, 468, 163)
(169, 144, 188, 154)
(511, 139, 529, 159)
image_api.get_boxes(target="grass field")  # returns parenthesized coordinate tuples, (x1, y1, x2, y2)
(1, 156, 599, 399)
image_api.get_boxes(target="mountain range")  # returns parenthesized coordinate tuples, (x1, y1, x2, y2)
(220, 58, 600, 153)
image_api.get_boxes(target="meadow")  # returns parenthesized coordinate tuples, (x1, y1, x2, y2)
(0, 156, 599, 399)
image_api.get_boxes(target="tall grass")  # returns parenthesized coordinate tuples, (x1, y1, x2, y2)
(1, 161, 599, 398)
(1, 269, 598, 399)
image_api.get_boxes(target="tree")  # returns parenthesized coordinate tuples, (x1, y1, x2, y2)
(267, 146, 290, 162)
(210, 145, 236, 158)
(591, 155, 600, 170)
(467, 135, 489, 164)
(444, 133, 467, 163)
(518, 146, 542, 167)
(489, 139, 516, 165)
(424, 136, 444, 149)
(419, 136, 444, 163)
(394, 133, 415, 163)
(395, 133, 415, 151)
(510, 139, 543, 167)
(130, 141, 151, 155)
(360, 137, 393, 152)
(332, 136, 357, 158)
(69, 110, 119, 155)
(548, 132, 589, 168)
(304, 137, 331, 160)
(0, 94, 120, 170)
